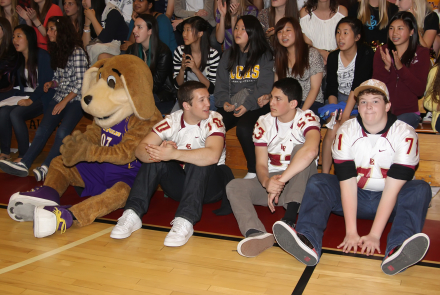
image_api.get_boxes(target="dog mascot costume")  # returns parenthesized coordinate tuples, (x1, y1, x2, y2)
(7, 55, 162, 237)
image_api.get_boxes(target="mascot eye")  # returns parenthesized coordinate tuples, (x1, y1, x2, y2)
(107, 75, 116, 88)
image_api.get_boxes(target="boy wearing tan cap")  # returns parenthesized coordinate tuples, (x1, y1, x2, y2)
(272, 79, 431, 275)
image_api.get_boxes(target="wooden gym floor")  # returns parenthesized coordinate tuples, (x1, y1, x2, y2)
(0, 153, 440, 294)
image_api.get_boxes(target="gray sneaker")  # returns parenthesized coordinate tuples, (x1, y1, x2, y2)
(237, 232, 275, 257)
(381, 233, 430, 275)
(0, 160, 28, 177)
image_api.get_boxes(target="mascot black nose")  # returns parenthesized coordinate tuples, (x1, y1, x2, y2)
(84, 95, 92, 105)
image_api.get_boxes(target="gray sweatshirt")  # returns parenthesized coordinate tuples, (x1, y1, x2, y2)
(214, 49, 274, 111)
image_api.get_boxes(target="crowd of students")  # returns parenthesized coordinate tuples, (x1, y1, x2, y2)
(0, 0, 438, 276)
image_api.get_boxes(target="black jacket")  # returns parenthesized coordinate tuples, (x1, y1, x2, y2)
(126, 40, 174, 95)
(325, 44, 374, 100)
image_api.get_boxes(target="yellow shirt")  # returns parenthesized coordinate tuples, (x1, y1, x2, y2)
(423, 65, 440, 131)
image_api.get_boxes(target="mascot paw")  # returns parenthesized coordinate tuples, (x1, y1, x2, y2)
(61, 133, 93, 166)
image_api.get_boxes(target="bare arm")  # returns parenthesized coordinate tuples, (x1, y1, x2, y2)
(341, 91, 356, 121)
(255, 145, 270, 188)
(420, 30, 437, 49)
(337, 177, 361, 253)
(146, 135, 224, 166)
(301, 72, 323, 111)
(135, 132, 164, 163)
(328, 95, 338, 104)
(215, 0, 227, 43)
(165, 0, 175, 19)
(358, 177, 406, 255)
(278, 130, 320, 183)
(252, 0, 263, 11)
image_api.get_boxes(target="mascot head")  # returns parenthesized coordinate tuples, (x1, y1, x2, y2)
(81, 55, 157, 129)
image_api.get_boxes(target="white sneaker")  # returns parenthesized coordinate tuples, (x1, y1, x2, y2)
(243, 172, 256, 179)
(33, 165, 48, 182)
(423, 112, 432, 122)
(110, 209, 142, 239)
(164, 217, 193, 247)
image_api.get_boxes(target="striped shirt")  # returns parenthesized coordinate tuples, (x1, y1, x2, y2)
(173, 45, 220, 90)
(52, 47, 89, 103)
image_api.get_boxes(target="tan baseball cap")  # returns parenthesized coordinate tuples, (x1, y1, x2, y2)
(353, 79, 390, 103)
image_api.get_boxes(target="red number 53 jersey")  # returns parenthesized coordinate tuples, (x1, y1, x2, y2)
(332, 118, 419, 191)
(253, 109, 320, 172)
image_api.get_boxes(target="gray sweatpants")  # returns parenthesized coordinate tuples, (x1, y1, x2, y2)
(226, 144, 317, 236)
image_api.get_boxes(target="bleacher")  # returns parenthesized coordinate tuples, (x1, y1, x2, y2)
(10, 113, 440, 186)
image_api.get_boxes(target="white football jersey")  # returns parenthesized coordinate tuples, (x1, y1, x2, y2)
(332, 118, 419, 191)
(253, 109, 320, 172)
(152, 110, 226, 165)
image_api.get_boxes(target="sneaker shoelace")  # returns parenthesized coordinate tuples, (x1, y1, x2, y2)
(117, 211, 136, 229)
(170, 218, 187, 235)
(29, 186, 43, 193)
(53, 208, 67, 234)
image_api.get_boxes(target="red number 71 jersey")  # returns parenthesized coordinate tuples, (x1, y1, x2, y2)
(332, 118, 419, 191)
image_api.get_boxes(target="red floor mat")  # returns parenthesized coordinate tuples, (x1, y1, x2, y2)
(1, 174, 439, 263)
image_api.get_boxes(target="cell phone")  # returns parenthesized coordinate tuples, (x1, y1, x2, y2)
(186, 55, 191, 60)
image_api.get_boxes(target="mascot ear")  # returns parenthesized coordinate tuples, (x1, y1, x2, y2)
(82, 59, 108, 97)
(120, 56, 156, 120)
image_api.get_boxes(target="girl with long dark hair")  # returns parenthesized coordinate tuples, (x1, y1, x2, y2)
(258, 0, 299, 48)
(0, 24, 54, 163)
(321, 17, 374, 174)
(300, 0, 347, 63)
(122, 0, 176, 53)
(16, 0, 63, 50)
(173, 16, 219, 98)
(215, 0, 258, 50)
(126, 14, 175, 114)
(214, 15, 274, 179)
(0, 16, 88, 181)
(0, 17, 17, 95)
(269, 17, 324, 116)
(63, 0, 84, 37)
(373, 11, 430, 128)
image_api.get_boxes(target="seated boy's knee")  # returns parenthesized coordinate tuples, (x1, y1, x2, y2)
(307, 173, 334, 187)
(226, 179, 243, 199)
(412, 180, 432, 202)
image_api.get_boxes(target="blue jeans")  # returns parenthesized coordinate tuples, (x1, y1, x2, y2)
(21, 100, 83, 168)
(296, 174, 431, 262)
(0, 100, 43, 157)
(397, 113, 421, 129)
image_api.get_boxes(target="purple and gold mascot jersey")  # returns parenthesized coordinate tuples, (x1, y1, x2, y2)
(76, 117, 142, 197)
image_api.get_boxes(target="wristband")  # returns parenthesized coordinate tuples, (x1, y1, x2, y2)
(51, 81, 58, 88)
(36, 23, 42, 28)
(83, 29, 91, 33)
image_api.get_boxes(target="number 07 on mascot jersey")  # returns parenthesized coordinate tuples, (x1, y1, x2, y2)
(7, 55, 163, 238)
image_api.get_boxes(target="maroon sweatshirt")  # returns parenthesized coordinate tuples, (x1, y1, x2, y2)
(372, 44, 430, 116)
